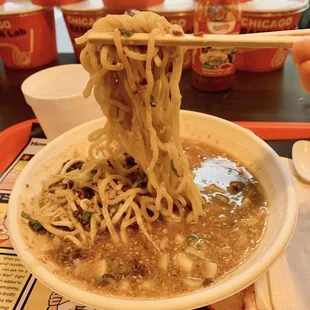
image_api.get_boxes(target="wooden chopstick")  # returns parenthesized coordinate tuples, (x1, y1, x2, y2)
(86, 31, 307, 48)
(244, 28, 310, 37)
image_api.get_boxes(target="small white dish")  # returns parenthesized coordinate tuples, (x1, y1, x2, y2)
(292, 140, 310, 183)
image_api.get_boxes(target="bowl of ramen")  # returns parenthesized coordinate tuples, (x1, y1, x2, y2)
(8, 11, 297, 310)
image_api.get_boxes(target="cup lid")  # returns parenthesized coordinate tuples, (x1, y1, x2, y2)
(148, 0, 196, 13)
(0, 0, 43, 15)
(61, 0, 104, 12)
(241, 0, 309, 13)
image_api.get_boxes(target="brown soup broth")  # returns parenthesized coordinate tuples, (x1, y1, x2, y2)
(46, 139, 268, 298)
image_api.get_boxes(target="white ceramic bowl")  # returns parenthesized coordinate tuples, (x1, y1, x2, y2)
(8, 111, 297, 310)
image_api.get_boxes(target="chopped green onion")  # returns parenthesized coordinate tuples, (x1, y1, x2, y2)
(90, 170, 97, 174)
(150, 95, 157, 108)
(100, 214, 104, 221)
(170, 160, 180, 177)
(81, 212, 92, 223)
(120, 29, 134, 37)
(29, 220, 45, 233)
(21, 211, 32, 221)
(186, 233, 199, 244)
(21, 212, 46, 233)
(109, 204, 120, 218)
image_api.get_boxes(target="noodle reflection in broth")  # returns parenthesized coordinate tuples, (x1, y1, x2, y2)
(21, 12, 268, 298)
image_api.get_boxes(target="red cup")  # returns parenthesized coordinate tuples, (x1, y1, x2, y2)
(236, 0, 308, 72)
(103, 0, 164, 9)
(31, 0, 83, 6)
(0, 3, 57, 69)
(61, 0, 125, 62)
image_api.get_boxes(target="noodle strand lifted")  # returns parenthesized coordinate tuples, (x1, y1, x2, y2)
(23, 12, 204, 249)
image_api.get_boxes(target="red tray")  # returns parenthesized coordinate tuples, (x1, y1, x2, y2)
(0, 119, 38, 174)
(1, 119, 310, 175)
(235, 121, 310, 140)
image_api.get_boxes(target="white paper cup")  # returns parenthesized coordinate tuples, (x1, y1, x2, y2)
(21, 64, 102, 141)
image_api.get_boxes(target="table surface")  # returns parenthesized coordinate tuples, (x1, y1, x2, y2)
(1, 52, 309, 158)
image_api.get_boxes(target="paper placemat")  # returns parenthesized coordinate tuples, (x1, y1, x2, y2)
(254, 158, 310, 310)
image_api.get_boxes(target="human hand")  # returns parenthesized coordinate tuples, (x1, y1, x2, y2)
(292, 38, 310, 93)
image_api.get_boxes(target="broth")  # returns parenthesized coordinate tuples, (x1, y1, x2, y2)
(25, 139, 268, 298)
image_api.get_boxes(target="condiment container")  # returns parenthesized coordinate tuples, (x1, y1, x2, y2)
(102, 0, 164, 9)
(0, 0, 57, 69)
(236, 0, 309, 72)
(192, 0, 241, 92)
(60, 0, 108, 62)
(148, 0, 196, 69)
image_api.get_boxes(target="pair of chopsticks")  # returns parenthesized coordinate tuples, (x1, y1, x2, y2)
(85, 29, 310, 49)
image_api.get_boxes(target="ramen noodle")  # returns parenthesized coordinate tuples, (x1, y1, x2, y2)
(148, 0, 196, 69)
(20, 12, 268, 298)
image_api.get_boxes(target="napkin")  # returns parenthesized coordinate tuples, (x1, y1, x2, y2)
(254, 158, 310, 310)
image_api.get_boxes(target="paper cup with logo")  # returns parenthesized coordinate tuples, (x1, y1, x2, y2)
(0, 1, 57, 69)
(236, 0, 309, 72)
(31, 0, 83, 6)
(148, 0, 196, 69)
(61, 0, 118, 62)
(21, 64, 102, 141)
(102, 0, 164, 9)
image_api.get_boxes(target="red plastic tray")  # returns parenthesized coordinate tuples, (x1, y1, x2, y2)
(1, 119, 310, 175)
(0, 119, 38, 174)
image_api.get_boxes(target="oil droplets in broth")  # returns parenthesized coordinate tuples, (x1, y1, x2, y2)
(44, 139, 268, 298)
(185, 140, 268, 274)
(191, 146, 264, 207)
